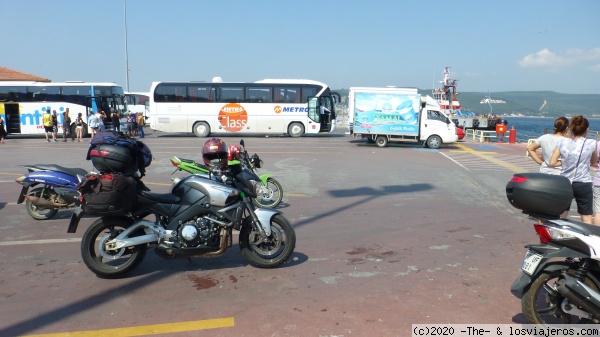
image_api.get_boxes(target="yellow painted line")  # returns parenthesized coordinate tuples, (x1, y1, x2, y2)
(454, 143, 525, 173)
(0, 172, 23, 176)
(143, 181, 173, 186)
(449, 149, 497, 155)
(0, 238, 81, 246)
(25, 317, 235, 337)
(286, 193, 308, 197)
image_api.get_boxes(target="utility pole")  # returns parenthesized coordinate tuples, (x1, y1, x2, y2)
(124, 0, 130, 91)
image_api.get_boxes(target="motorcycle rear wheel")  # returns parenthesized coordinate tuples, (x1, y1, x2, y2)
(522, 268, 599, 324)
(239, 214, 296, 268)
(252, 177, 283, 208)
(81, 217, 147, 278)
(25, 187, 59, 220)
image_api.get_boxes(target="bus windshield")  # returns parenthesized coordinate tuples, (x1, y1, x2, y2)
(149, 79, 340, 138)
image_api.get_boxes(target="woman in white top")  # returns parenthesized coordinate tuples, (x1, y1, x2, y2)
(550, 116, 598, 224)
(528, 117, 570, 218)
(528, 116, 569, 175)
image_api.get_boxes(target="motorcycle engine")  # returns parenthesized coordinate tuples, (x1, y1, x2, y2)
(177, 217, 219, 248)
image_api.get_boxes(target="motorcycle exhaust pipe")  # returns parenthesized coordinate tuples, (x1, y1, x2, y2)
(25, 195, 68, 208)
(557, 278, 600, 320)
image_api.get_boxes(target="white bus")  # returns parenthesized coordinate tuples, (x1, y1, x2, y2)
(148, 79, 341, 137)
(0, 81, 126, 137)
(125, 91, 150, 121)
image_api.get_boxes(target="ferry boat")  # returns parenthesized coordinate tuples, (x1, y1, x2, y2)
(432, 67, 506, 130)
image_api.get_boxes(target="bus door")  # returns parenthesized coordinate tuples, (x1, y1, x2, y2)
(307, 97, 321, 131)
(2, 103, 21, 134)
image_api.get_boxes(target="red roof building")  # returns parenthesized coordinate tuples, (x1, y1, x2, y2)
(0, 66, 50, 82)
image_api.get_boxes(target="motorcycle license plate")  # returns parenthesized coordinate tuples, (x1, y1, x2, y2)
(521, 251, 543, 275)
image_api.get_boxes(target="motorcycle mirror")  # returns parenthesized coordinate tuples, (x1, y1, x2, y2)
(240, 139, 245, 147)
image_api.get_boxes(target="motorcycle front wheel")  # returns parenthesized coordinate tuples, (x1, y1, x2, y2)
(252, 177, 283, 208)
(25, 187, 59, 220)
(239, 214, 296, 268)
(522, 268, 600, 324)
(81, 217, 147, 278)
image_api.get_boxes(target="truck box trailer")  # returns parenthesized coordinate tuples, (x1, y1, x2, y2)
(348, 87, 458, 148)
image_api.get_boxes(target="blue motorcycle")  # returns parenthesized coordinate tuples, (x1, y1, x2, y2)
(16, 164, 88, 220)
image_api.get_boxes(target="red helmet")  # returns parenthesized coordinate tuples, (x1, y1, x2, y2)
(202, 138, 228, 171)
(228, 145, 241, 161)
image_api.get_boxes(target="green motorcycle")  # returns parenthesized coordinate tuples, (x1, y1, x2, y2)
(170, 139, 283, 208)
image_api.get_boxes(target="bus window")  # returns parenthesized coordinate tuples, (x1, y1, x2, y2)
(218, 86, 244, 103)
(274, 86, 300, 103)
(62, 86, 89, 105)
(247, 87, 272, 103)
(187, 84, 211, 102)
(31, 86, 61, 102)
(302, 87, 317, 103)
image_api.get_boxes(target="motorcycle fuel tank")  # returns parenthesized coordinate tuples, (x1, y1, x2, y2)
(174, 175, 239, 207)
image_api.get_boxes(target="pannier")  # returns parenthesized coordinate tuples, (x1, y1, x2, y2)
(506, 173, 573, 216)
(77, 173, 137, 216)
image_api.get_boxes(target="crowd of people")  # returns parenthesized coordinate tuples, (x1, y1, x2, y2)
(528, 115, 600, 225)
(35, 110, 146, 143)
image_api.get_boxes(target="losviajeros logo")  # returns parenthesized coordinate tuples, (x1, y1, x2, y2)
(218, 103, 248, 132)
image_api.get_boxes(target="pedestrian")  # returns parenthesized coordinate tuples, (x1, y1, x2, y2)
(88, 112, 100, 137)
(43, 109, 53, 142)
(62, 108, 73, 142)
(126, 113, 136, 137)
(0, 115, 6, 143)
(98, 111, 106, 131)
(319, 101, 330, 125)
(51, 110, 59, 142)
(527, 116, 570, 218)
(75, 112, 84, 142)
(111, 110, 121, 133)
(137, 112, 145, 138)
(550, 115, 598, 224)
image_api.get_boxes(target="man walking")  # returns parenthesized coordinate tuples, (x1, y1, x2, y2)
(43, 110, 53, 142)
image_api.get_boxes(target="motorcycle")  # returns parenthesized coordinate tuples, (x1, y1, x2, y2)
(170, 139, 283, 208)
(507, 173, 600, 324)
(70, 165, 296, 278)
(15, 164, 88, 220)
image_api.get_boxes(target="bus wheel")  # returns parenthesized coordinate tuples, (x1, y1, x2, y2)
(81, 123, 89, 138)
(375, 136, 388, 148)
(193, 122, 210, 138)
(288, 123, 304, 138)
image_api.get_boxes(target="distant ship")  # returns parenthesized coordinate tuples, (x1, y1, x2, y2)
(432, 67, 506, 130)
(480, 94, 506, 104)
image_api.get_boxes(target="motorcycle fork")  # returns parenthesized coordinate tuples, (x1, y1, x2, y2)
(243, 196, 268, 239)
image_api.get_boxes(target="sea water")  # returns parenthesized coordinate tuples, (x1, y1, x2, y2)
(498, 117, 600, 143)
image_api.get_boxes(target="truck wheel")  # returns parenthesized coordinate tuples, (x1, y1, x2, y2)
(426, 135, 442, 149)
(193, 122, 210, 138)
(375, 136, 387, 148)
(288, 122, 304, 138)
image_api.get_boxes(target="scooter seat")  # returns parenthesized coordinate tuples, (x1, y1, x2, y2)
(138, 190, 180, 204)
(28, 164, 88, 178)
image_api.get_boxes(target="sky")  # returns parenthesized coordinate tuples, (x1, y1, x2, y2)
(3, 0, 599, 94)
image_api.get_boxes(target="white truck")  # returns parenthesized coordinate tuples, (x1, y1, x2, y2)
(348, 87, 458, 148)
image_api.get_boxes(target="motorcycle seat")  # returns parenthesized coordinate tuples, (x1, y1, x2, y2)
(138, 190, 181, 204)
(28, 164, 88, 178)
(179, 158, 196, 163)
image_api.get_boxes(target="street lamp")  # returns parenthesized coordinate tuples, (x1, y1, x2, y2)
(124, 0, 130, 91)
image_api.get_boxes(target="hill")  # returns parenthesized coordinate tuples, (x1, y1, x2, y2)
(333, 89, 600, 117)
